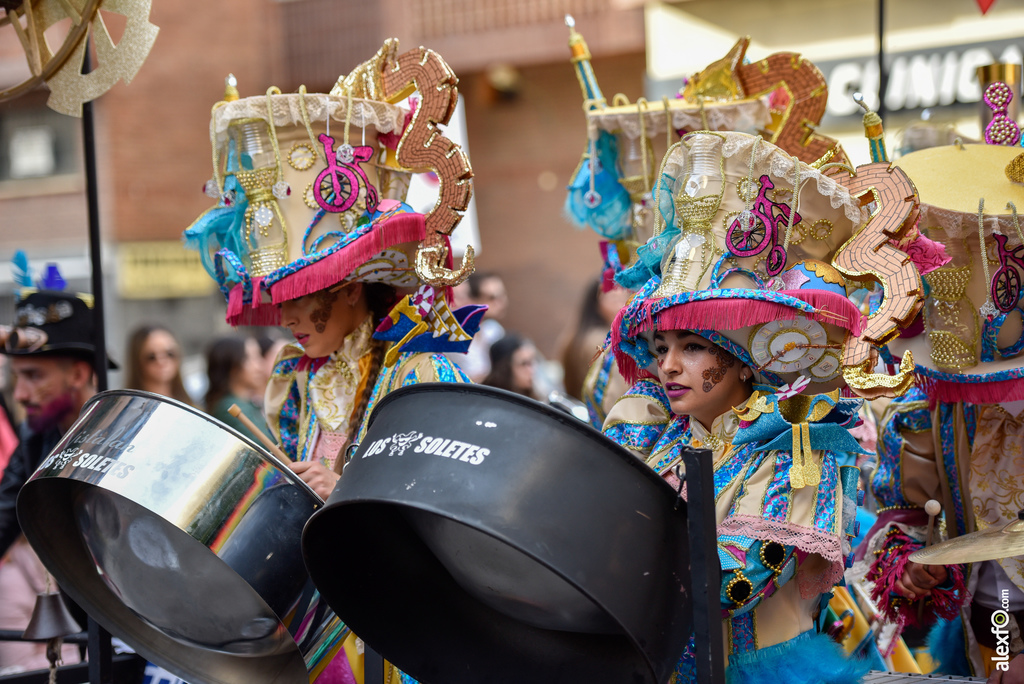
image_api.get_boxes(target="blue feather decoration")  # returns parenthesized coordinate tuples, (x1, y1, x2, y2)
(183, 140, 250, 290)
(11, 250, 32, 296)
(927, 615, 971, 676)
(725, 630, 869, 684)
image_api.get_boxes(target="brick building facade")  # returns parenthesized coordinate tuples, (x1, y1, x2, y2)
(0, 0, 646, 385)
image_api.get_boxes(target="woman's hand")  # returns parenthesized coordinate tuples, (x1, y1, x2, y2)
(289, 460, 340, 500)
(895, 561, 948, 600)
(989, 653, 1024, 683)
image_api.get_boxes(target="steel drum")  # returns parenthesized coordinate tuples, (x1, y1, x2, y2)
(17, 390, 323, 684)
(302, 383, 692, 684)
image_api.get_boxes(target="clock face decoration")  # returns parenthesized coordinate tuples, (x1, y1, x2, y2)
(807, 350, 842, 382)
(748, 315, 833, 376)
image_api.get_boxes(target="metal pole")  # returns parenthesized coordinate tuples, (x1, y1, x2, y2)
(86, 620, 114, 684)
(82, 47, 107, 393)
(681, 447, 724, 684)
(81, 41, 114, 684)
(877, 0, 888, 124)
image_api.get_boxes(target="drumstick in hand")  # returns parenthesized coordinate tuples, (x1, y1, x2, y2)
(227, 404, 292, 464)
(917, 499, 942, 620)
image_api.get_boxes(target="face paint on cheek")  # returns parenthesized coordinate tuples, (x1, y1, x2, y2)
(701, 345, 735, 393)
(26, 391, 76, 432)
(309, 290, 337, 334)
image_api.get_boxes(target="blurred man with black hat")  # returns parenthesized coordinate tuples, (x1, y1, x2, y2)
(0, 289, 111, 558)
(0, 288, 106, 670)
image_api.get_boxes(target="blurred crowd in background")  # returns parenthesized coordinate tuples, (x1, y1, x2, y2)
(0, 268, 623, 463)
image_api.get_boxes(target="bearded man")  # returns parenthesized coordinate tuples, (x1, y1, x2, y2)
(0, 290, 106, 558)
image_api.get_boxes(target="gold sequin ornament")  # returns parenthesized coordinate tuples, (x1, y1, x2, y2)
(792, 422, 820, 489)
(288, 142, 317, 171)
(812, 219, 834, 241)
(653, 135, 726, 298)
(786, 218, 834, 246)
(842, 351, 916, 396)
(924, 252, 979, 371)
(304, 183, 320, 210)
(1006, 152, 1024, 184)
(680, 39, 746, 103)
(227, 90, 292, 277)
(415, 243, 476, 288)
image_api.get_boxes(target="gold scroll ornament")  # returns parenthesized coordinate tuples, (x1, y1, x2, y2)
(833, 162, 924, 398)
(732, 38, 843, 166)
(378, 44, 475, 288)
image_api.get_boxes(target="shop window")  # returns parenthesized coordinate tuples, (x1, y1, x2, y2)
(0, 99, 80, 183)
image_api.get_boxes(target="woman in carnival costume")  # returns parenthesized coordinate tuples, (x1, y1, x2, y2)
(561, 22, 854, 431)
(601, 126, 933, 682)
(185, 40, 482, 684)
(858, 135, 1024, 679)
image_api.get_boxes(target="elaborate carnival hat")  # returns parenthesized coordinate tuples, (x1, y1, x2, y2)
(886, 141, 1024, 403)
(610, 128, 930, 402)
(2, 290, 97, 360)
(185, 41, 482, 358)
(563, 22, 845, 286)
(1, 257, 116, 368)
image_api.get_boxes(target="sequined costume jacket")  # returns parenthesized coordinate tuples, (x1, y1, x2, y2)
(263, 316, 469, 684)
(857, 386, 1023, 676)
(265, 317, 471, 467)
(603, 379, 864, 684)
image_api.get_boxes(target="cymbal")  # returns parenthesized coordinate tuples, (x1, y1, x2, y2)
(910, 515, 1024, 565)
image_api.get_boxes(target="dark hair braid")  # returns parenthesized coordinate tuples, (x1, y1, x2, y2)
(333, 282, 396, 473)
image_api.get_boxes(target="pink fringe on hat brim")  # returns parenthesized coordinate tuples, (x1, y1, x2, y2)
(610, 289, 864, 387)
(223, 213, 425, 327)
(226, 279, 250, 322)
(636, 290, 865, 338)
(226, 276, 282, 326)
(225, 276, 277, 326)
(268, 213, 425, 304)
(916, 373, 1024, 407)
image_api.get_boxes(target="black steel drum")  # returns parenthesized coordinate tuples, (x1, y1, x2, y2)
(302, 384, 692, 684)
(17, 390, 323, 684)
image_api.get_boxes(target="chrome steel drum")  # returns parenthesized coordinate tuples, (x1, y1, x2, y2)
(302, 384, 692, 684)
(17, 390, 322, 684)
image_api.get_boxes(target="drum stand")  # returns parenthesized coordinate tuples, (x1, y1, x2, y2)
(679, 447, 725, 684)
(365, 647, 384, 684)
(82, 45, 121, 684)
(0, 630, 144, 684)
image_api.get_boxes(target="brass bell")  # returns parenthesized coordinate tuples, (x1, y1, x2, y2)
(22, 592, 82, 641)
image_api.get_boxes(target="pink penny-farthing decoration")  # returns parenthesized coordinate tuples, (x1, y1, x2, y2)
(313, 133, 380, 214)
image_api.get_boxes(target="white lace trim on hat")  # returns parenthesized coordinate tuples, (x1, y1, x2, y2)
(918, 203, 1024, 248)
(658, 132, 867, 226)
(587, 98, 771, 140)
(211, 93, 406, 146)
